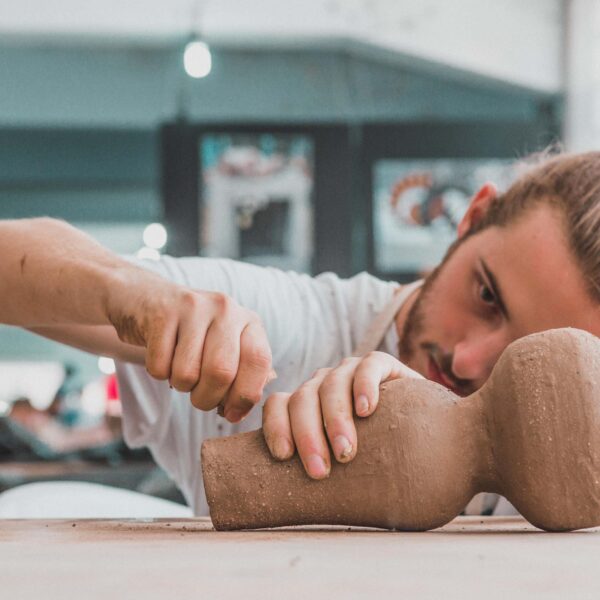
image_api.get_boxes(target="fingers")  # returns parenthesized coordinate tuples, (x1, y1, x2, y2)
(222, 320, 272, 422)
(262, 392, 294, 460)
(319, 357, 360, 464)
(262, 353, 424, 479)
(121, 280, 274, 423)
(352, 351, 423, 417)
(145, 316, 178, 380)
(189, 305, 243, 411)
(169, 319, 209, 393)
(288, 369, 331, 480)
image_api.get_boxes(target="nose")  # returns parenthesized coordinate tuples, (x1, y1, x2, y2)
(451, 332, 506, 385)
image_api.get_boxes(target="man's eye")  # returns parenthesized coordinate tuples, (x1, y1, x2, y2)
(479, 284, 496, 306)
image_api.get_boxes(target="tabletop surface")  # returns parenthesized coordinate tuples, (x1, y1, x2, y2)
(0, 516, 598, 599)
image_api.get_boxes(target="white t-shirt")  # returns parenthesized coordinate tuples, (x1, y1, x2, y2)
(116, 256, 400, 515)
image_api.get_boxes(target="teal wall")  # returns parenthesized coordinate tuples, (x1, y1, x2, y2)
(0, 43, 550, 128)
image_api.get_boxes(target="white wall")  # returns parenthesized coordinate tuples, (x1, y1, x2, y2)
(565, 0, 600, 150)
(0, 0, 564, 93)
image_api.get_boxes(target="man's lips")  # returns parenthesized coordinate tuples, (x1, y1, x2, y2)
(427, 355, 457, 392)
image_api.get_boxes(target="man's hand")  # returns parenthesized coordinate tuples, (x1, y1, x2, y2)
(0, 218, 272, 422)
(262, 352, 422, 479)
(107, 267, 273, 423)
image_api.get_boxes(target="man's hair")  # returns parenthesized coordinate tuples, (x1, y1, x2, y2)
(469, 150, 600, 301)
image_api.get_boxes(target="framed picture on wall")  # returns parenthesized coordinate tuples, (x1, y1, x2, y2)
(372, 158, 516, 276)
(199, 133, 314, 273)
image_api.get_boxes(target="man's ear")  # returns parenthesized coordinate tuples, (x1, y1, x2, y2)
(457, 183, 497, 238)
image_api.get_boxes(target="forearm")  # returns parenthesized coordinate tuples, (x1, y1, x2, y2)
(29, 324, 145, 365)
(0, 218, 139, 327)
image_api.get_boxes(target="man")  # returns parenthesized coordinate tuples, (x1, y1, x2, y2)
(260, 151, 600, 482)
(19, 151, 600, 515)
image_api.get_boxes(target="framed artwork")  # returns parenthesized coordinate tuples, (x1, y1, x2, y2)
(200, 133, 314, 273)
(373, 158, 516, 275)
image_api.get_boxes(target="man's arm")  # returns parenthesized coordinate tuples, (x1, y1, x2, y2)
(29, 324, 145, 364)
(0, 218, 273, 422)
(0, 217, 133, 327)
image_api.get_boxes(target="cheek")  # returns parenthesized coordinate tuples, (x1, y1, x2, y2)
(429, 303, 461, 340)
(423, 282, 474, 342)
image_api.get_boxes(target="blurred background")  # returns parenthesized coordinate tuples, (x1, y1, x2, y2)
(0, 0, 595, 503)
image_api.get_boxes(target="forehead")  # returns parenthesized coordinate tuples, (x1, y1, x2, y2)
(476, 205, 600, 336)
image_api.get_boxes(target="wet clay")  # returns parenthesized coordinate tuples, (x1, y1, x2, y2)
(202, 328, 600, 532)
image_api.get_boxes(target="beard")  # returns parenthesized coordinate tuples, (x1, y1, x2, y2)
(398, 263, 440, 365)
(398, 238, 476, 396)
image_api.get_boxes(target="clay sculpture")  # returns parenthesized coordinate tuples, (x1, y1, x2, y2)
(202, 328, 600, 532)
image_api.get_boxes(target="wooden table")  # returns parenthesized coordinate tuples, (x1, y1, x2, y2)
(0, 517, 597, 599)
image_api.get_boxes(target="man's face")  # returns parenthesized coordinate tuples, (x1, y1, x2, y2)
(399, 203, 600, 396)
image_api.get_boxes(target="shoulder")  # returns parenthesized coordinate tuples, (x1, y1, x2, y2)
(312, 270, 398, 351)
(314, 270, 398, 313)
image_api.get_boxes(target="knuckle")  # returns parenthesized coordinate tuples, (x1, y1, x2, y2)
(320, 371, 347, 394)
(206, 363, 237, 388)
(288, 390, 306, 411)
(211, 291, 235, 315)
(146, 360, 169, 381)
(339, 356, 357, 368)
(328, 409, 352, 426)
(244, 345, 272, 370)
(244, 308, 262, 324)
(318, 378, 338, 398)
(353, 372, 374, 390)
(171, 369, 199, 392)
(179, 289, 200, 310)
(311, 367, 331, 380)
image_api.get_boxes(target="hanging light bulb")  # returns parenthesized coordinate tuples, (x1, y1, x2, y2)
(183, 39, 212, 78)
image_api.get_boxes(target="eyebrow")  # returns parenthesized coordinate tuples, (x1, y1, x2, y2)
(479, 258, 509, 319)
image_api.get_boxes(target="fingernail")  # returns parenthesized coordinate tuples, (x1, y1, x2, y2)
(273, 437, 292, 460)
(266, 369, 278, 384)
(305, 454, 329, 479)
(333, 436, 353, 461)
(356, 394, 370, 416)
(225, 408, 247, 423)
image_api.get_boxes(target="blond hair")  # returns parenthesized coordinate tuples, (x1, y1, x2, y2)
(471, 151, 600, 301)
